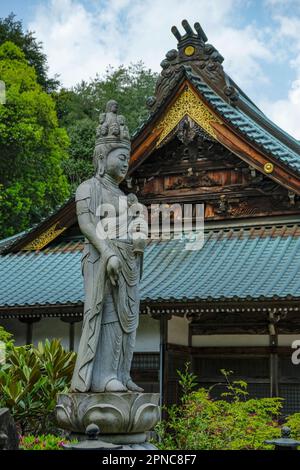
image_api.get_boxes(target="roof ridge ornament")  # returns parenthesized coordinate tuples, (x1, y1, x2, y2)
(146, 19, 239, 113)
(171, 20, 208, 48)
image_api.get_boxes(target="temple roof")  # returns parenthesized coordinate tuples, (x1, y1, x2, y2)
(130, 20, 300, 193)
(2, 20, 300, 255)
(174, 72, 300, 173)
(1, 224, 300, 314)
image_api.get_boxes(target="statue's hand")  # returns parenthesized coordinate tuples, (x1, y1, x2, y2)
(107, 255, 122, 286)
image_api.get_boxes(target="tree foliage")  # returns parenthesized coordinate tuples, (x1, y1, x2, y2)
(156, 367, 283, 450)
(0, 13, 59, 92)
(54, 63, 157, 189)
(0, 337, 76, 435)
(0, 17, 158, 233)
(0, 41, 70, 238)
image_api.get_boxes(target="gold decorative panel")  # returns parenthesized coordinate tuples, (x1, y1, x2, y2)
(23, 223, 66, 251)
(154, 85, 221, 146)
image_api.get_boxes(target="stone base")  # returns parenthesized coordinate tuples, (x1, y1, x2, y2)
(72, 431, 147, 445)
(56, 392, 160, 445)
(120, 442, 158, 450)
(0, 408, 19, 450)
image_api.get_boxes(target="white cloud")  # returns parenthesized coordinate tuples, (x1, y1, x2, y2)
(29, 0, 299, 139)
(273, 14, 300, 47)
(209, 25, 272, 87)
(29, 0, 273, 90)
(28, 0, 122, 86)
(258, 12, 300, 139)
(261, 80, 300, 139)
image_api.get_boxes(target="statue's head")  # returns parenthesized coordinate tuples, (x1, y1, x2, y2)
(93, 100, 130, 183)
(105, 100, 118, 114)
(94, 143, 130, 183)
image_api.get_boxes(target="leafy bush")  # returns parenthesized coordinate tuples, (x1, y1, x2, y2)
(156, 366, 282, 450)
(0, 337, 76, 434)
(19, 434, 77, 450)
(0, 325, 14, 351)
(285, 413, 300, 440)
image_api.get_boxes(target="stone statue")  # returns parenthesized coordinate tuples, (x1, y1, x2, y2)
(71, 100, 145, 394)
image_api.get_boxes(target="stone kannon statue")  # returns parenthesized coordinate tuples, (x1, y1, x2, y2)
(71, 100, 145, 394)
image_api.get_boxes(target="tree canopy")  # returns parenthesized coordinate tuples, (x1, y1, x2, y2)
(0, 14, 158, 236)
(0, 41, 70, 238)
(54, 62, 157, 189)
(0, 13, 59, 92)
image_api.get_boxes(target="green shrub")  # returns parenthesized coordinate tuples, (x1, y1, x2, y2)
(285, 413, 300, 440)
(0, 325, 14, 351)
(156, 367, 282, 450)
(19, 434, 77, 450)
(0, 337, 76, 434)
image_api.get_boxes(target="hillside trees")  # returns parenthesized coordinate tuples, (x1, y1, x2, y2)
(0, 41, 69, 238)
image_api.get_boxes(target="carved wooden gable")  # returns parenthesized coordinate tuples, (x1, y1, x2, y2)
(130, 109, 300, 220)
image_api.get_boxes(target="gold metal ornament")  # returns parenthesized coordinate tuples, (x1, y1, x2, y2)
(23, 223, 66, 250)
(154, 85, 221, 146)
(264, 162, 274, 174)
(184, 45, 195, 56)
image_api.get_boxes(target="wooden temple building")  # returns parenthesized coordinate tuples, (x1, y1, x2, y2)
(1, 20, 300, 414)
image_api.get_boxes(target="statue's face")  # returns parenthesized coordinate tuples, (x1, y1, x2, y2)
(111, 102, 118, 113)
(106, 148, 130, 183)
(106, 100, 118, 113)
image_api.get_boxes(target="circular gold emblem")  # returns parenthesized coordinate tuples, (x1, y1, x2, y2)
(264, 162, 274, 174)
(184, 45, 195, 57)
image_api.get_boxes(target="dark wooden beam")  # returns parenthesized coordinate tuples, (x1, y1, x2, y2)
(166, 343, 295, 356)
(210, 121, 300, 195)
(0, 303, 83, 318)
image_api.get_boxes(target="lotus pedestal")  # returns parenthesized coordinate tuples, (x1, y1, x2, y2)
(56, 392, 160, 448)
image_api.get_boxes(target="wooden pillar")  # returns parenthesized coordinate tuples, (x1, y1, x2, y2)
(159, 314, 168, 408)
(269, 310, 279, 397)
(146, 307, 170, 410)
(188, 322, 193, 348)
(69, 321, 75, 351)
(26, 321, 33, 345)
(19, 317, 41, 345)
(60, 317, 81, 351)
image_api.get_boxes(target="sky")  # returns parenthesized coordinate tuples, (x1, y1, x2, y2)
(0, 0, 300, 139)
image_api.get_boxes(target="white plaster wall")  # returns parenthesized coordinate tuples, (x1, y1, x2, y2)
(74, 315, 160, 353)
(1, 317, 69, 348)
(2, 315, 160, 353)
(278, 335, 300, 347)
(33, 317, 69, 350)
(0, 318, 26, 345)
(168, 316, 189, 346)
(135, 315, 160, 352)
(192, 334, 270, 347)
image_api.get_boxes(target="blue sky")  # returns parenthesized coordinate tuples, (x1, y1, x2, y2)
(0, 0, 300, 138)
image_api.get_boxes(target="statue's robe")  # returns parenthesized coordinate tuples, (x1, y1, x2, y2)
(71, 176, 140, 392)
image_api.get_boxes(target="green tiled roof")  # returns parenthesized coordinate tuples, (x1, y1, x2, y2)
(132, 69, 300, 175)
(0, 225, 300, 308)
(186, 72, 300, 174)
